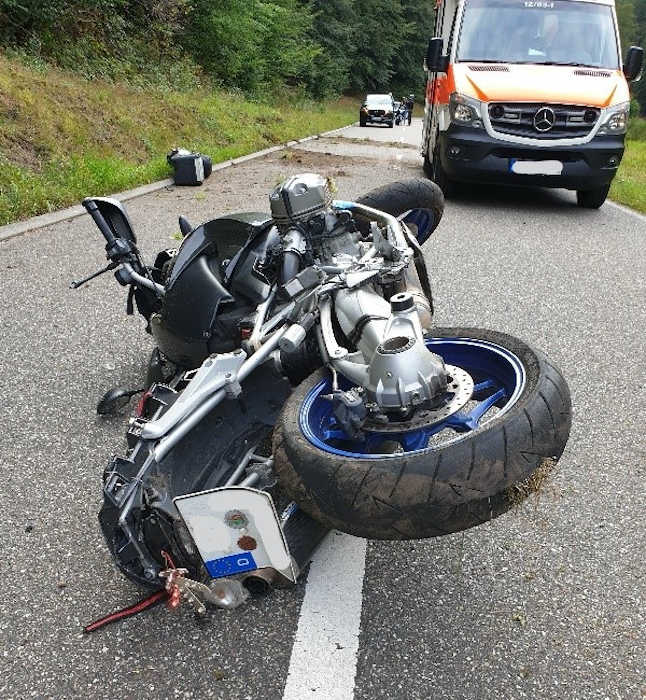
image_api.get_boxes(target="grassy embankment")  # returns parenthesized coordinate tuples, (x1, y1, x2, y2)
(0, 56, 356, 226)
(610, 118, 646, 214)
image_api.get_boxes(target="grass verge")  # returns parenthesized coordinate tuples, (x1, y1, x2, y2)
(0, 56, 356, 226)
(610, 136, 646, 214)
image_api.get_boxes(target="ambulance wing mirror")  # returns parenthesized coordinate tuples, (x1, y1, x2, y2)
(623, 46, 643, 82)
(425, 37, 449, 73)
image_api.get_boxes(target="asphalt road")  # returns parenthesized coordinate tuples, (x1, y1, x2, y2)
(2, 119, 645, 699)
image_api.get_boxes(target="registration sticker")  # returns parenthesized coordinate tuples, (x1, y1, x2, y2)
(509, 159, 563, 175)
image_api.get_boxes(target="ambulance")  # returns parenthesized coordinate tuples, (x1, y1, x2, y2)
(422, 0, 643, 207)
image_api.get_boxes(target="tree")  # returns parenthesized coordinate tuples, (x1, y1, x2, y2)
(308, 0, 358, 98)
(616, 0, 646, 115)
(349, 0, 405, 92)
(391, 0, 436, 96)
(185, 0, 317, 93)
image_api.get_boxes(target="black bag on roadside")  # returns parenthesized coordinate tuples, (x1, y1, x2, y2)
(167, 148, 213, 186)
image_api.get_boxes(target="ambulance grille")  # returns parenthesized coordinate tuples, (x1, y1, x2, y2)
(488, 103, 600, 139)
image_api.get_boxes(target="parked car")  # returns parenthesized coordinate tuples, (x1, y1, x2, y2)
(360, 94, 395, 128)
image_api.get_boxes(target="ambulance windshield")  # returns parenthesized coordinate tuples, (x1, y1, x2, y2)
(457, 0, 620, 70)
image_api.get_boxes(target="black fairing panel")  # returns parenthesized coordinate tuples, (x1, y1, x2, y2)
(153, 212, 275, 368)
(167, 221, 218, 288)
(167, 212, 273, 289)
(206, 212, 273, 259)
(168, 252, 231, 331)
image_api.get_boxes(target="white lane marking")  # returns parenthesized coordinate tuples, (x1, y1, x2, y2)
(282, 532, 367, 700)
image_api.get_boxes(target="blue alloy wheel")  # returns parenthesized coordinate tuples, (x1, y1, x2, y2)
(274, 326, 571, 540)
(300, 338, 526, 459)
(401, 208, 435, 245)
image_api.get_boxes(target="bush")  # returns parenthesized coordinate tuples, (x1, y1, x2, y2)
(627, 116, 646, 140)
(630, 98, 641, 118)
(0, 0, 201, 90)
(184, 0, 318, 95)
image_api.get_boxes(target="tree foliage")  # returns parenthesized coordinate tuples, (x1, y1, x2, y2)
(185, 0, 319, 93)
(0, 0, 435, 96)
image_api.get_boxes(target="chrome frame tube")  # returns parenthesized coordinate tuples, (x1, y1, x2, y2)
(319, 296, 348, 360)
(248, 286, 277, 351)
(333, 200, 410, 254)
(142, 351, 247, 440)
(224, 447, 259, 487)
(122, 263, 165, 296)
(319, 296, 369, 386)
(240, 472, 261, 488)
(260, 301, 296, 340)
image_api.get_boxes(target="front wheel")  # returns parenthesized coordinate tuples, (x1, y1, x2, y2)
(576, 185, 610, 209)
(274, 327, 571, 540)
(356, 178, 444, 245)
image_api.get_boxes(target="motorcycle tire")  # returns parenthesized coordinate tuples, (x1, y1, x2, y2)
(356, 178, 444, 245)
(273, 327, 571, 540)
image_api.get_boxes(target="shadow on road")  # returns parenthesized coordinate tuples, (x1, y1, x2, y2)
(446, 182, 577, 212)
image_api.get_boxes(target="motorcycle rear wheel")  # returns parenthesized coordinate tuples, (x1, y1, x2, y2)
(273, 327, 571, 540)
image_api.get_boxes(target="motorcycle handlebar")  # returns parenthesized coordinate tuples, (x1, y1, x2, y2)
(82, 198, 118, 247)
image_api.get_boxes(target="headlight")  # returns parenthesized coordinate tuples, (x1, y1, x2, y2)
(596, 102, 629, 135)
(449, 93, 483, 128)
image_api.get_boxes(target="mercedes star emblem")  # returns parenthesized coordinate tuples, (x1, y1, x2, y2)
(534, 107, 556, 133)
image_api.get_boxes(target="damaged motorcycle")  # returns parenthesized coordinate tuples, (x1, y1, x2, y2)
(74, 175, 571, 615)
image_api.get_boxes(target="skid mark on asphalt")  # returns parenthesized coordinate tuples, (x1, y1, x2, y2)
(282, 532, 367, 700)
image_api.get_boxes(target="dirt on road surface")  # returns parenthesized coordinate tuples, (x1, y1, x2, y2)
(1, 119, 644, 700)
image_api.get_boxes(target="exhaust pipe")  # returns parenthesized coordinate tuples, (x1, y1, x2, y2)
(242, 568, 277, 596)
(241, 505, 329, 595)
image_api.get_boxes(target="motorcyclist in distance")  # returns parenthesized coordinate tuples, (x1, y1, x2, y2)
(403, 94, 414, 125)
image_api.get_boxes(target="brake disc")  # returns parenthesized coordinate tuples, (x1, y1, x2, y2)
(363, 365, 474, 433)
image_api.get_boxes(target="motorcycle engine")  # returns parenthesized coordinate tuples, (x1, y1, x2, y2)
(269, 173, 331, 228)
(269, 174, 362, 261)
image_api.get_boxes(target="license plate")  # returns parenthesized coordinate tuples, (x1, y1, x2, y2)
(174, 487, 296, 582)
(509, 159, 563, 175)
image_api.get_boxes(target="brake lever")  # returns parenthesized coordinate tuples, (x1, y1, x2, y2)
(70, 261, 118, 289)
